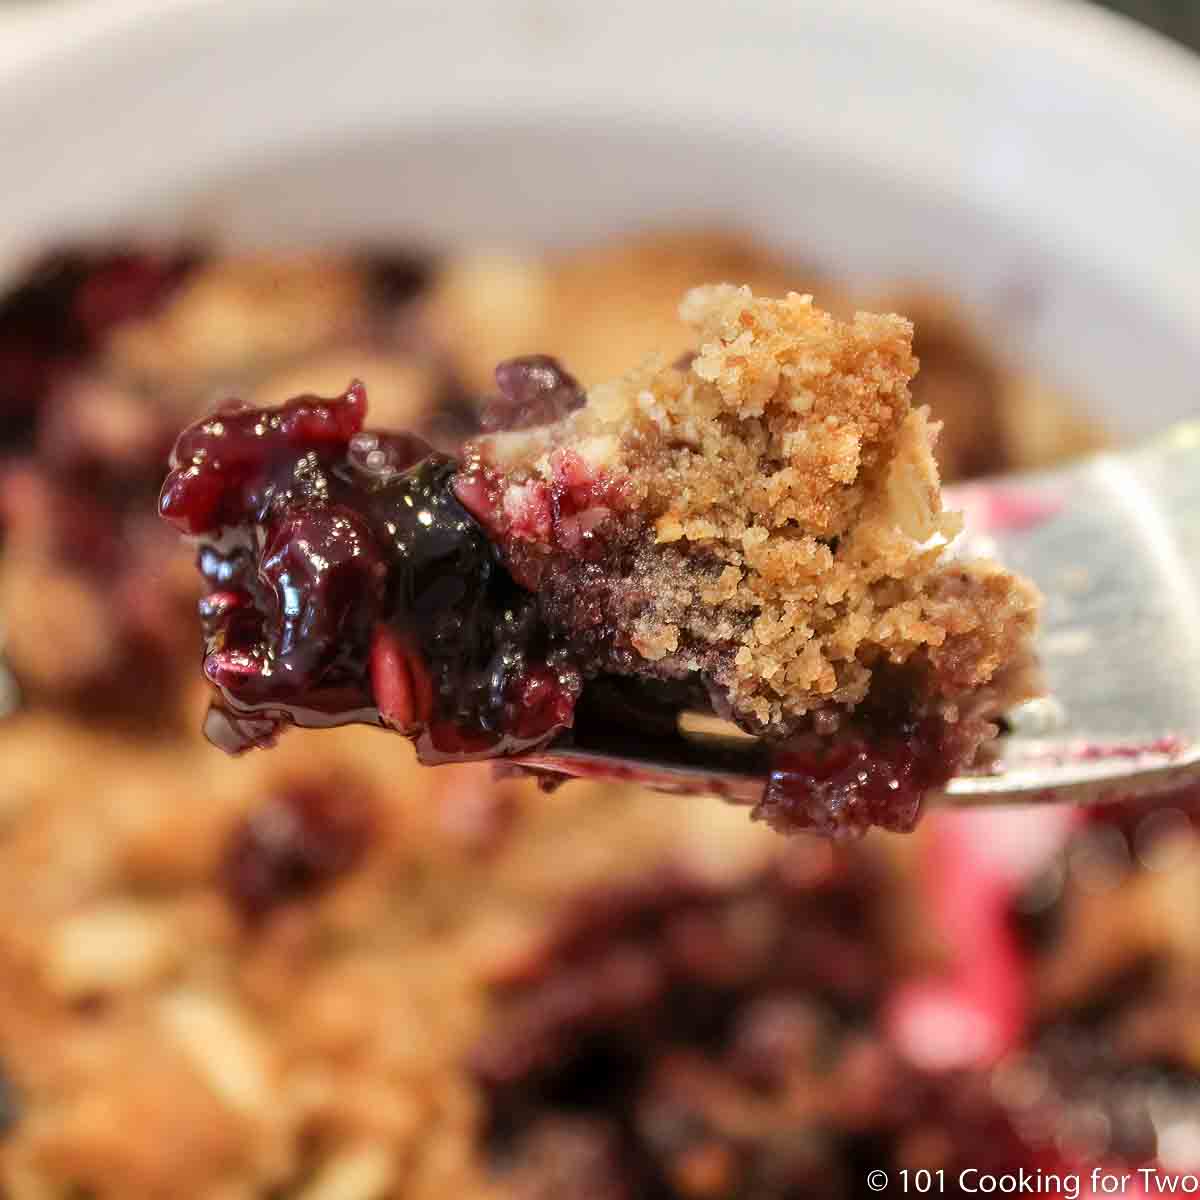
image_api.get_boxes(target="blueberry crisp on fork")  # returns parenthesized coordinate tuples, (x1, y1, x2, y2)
(160, 286, 1040, 837)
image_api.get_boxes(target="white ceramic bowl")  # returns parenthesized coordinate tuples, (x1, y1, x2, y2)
(2, 0, 1199, 436)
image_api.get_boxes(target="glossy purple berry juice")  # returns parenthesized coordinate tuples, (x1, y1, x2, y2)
(160, 380, 579, 760)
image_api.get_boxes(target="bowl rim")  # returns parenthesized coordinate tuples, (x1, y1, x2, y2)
(2, 0, 1200, 438)
(3, 0, 1200, 115)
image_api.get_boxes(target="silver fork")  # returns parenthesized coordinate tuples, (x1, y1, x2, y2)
(515, 423, 1200, 810)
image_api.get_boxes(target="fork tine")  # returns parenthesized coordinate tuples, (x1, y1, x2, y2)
(512, 729, 769, 804)
(945, 423, 1200, 806)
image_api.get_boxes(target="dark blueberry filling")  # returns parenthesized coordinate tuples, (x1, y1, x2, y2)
(220, 785, 373, 923)
(160, 381, 580, 759)
(755, 715, 960, 840)
(161, 374, 976, 838)
(470, 855, 1034, 1198)
(160, 376, 731, 771)
(752, 666, 971, 839)
(0, 248, 196, 448)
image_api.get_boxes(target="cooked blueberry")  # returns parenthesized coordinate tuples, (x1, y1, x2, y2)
(481, 356, 585, 433)
(220, 786, 373, 922)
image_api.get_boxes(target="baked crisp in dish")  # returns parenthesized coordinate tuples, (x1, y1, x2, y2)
(1, 230, 1166, 1200)
(159, 287, 1039, 837)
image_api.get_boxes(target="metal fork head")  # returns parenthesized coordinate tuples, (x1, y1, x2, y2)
(519, 425, 1200, 810)
(942, 422, 1200, 808)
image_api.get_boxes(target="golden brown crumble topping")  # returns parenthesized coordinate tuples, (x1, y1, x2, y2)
(470, 285, 1040, 736)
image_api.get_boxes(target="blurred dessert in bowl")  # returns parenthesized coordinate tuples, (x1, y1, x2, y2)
(1, 229, 1181, 1200)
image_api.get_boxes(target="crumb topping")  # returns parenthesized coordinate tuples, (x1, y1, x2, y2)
(464, 286, 1039, 737)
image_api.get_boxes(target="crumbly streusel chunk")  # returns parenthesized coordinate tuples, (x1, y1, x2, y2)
(464, 285, 1039, 738)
